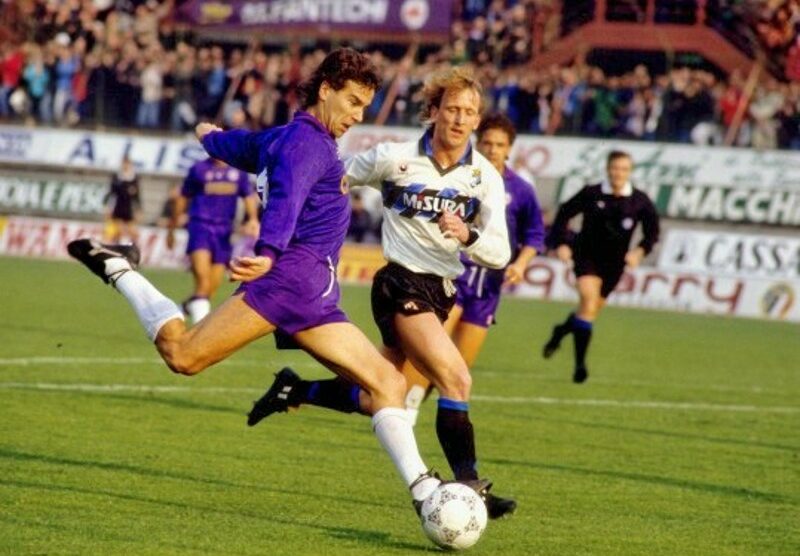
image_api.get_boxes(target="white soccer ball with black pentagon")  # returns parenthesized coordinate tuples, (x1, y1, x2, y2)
(420, 483, 487, 550)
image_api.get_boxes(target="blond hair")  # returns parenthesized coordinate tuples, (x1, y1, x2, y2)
(419, 66, 483, 124)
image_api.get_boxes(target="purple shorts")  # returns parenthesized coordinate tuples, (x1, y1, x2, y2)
(186, 221, 233, 265)
(237, 245, 348, 336)
(454, 264, 504, 328)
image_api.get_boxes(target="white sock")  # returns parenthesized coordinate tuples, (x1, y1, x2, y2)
(185, 297, 211, 324)
(372, 407, 440, 501)
(112, 264, 184, 341)
(405, 384, 426, 427)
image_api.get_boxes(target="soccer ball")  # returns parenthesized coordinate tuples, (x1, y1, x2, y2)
(420, 483, 488, 550)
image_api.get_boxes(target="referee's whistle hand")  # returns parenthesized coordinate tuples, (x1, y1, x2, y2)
(195, 122, 223, 141)
(624, 247, 645, 268)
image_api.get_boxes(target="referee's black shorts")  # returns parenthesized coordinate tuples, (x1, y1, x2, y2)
(371, 262, 456, 348)
(573, 256, 625, 299)
(111, 205, 135, 222)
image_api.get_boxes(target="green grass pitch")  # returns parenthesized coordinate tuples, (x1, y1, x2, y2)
(0, 256, 798, 555)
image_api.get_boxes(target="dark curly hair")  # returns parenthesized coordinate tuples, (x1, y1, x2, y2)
(476, 112, 517, 144)
(297, 48, 381, 109)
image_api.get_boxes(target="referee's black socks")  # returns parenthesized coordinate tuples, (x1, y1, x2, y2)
(571, 316, 593, 379)
(436, 398, 479, 481)
(558, 312, 577, 339)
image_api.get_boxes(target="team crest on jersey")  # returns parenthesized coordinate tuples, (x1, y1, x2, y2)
(227, 169, 238, 181)
(597, 200, 605, 209)
(340, 176, 350, 195)
(399, 162, 408, 173)
(622, 217, 634, 230)
(382, 181, 480, 223)
(469, 168, 482, 188)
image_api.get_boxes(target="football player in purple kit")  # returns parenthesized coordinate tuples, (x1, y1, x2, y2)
(249, 68, 517, 519)
(543, 150, 660, 383)
(167, 158, 260, 324)
(67, 49, 463, 517)
(402, 112, 545, 424)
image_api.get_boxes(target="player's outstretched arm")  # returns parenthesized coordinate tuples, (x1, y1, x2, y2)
(197, 124, 261, 174)
(344, 143, 392, 188)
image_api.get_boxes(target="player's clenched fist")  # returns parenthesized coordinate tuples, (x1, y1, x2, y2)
(555, 244, 573, 263)
(438, 209, 469, 243)
(229, 256, 273, 282)
(195, 122, 223, 141)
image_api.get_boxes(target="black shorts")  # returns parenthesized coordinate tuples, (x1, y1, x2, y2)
(371, 262, 456, 348)
(111, 206, 135, 222)
(574, 256, 625, 298)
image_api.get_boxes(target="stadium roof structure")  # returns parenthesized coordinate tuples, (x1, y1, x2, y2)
(534, 0, 772, 79)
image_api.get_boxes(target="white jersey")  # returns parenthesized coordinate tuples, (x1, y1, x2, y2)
(345, 135, 510, 278)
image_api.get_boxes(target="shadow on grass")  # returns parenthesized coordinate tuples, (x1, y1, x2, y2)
(485, 457, 795, 505)
(1, 479, 432, 553)
(0, 321, 141, 345)
(528, 414, 800, 453)
(0, 447, 400, 511)
(23, 389, 375, 436)
(0, 512, 209, 553)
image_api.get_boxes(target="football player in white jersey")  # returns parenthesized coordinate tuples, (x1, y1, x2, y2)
(248, 67, 516, 519)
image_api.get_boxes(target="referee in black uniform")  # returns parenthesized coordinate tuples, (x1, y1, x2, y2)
(543, 150, 659, 383)
(104, 155, 142, 243)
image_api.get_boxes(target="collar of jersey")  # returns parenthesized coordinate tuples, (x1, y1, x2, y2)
(294, 110, 335, 139)
(601, 179, 633, 197)
(418, 128, 473, 176)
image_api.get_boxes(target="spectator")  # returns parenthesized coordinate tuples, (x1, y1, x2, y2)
(52, 37, 79, 124)
(22, 46, 50, 123)
(136, 49, 163, 128)
(0, 43, 24, 119)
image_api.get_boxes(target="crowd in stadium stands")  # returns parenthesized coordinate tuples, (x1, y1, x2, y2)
(0, 0, 798, 150)
(754, 0, 800, 68)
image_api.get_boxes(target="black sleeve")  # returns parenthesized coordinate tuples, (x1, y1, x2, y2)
(132, 179, 142, 211)
(638, 196, 660, 255)
(547, 186, 588, 248)
(104, 177, 117, 205)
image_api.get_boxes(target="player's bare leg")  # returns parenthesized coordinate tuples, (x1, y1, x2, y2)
(251, 321, 443, 507)
(451, 322, 489, 369)
(105, 219, 122, 243)
(67, 238, 272, 375)
(392, 312, 516, 519)
(183, 249, 216, 323)
(403, 304, 489, 425)
(155, 294, 274, 375)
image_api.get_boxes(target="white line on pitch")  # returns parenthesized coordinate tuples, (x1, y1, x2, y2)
(471, 395, 799, 414)
(0, 381, 797, 414)
(0, 356, 268, 367)
(0, 357, 784, 395)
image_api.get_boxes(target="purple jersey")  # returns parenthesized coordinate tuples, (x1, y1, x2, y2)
(181, 158, 253, 228)
(460, 166, 545, 275)
(200, 112, 348, 264)
(456, 167, 545, 327)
